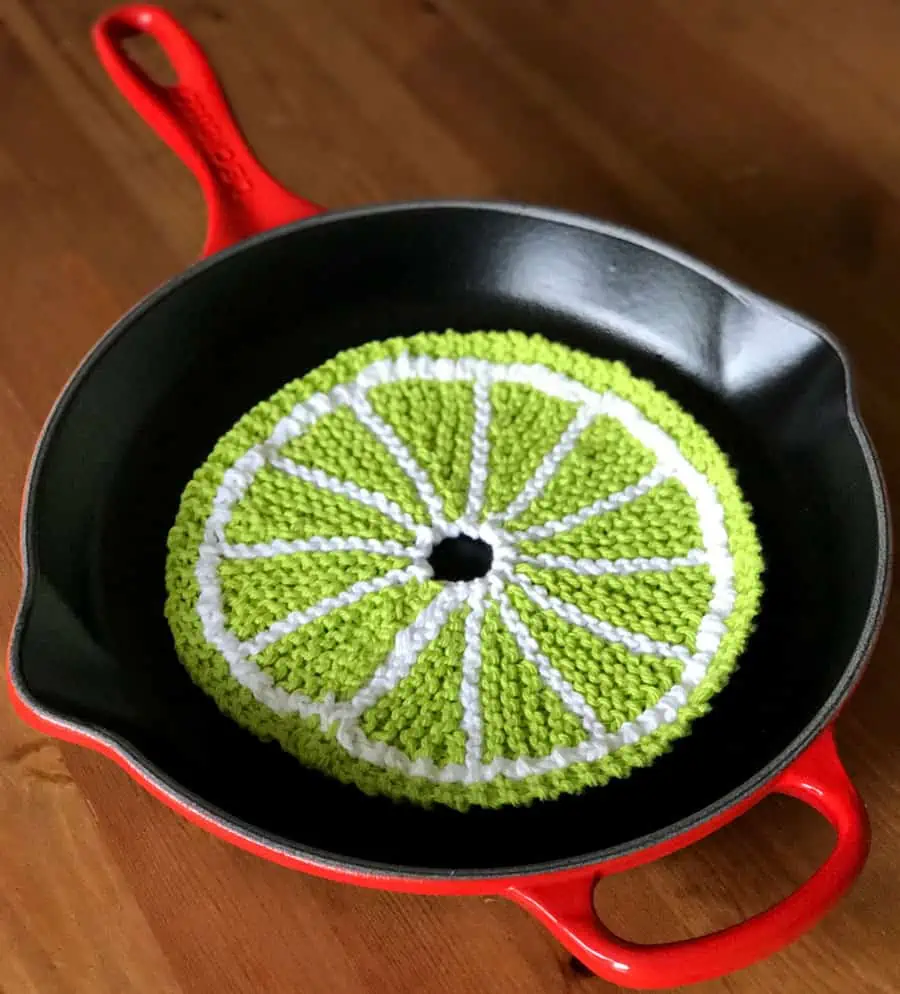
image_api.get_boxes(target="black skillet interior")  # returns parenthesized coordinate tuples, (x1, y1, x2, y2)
(12, 204, 887, 876)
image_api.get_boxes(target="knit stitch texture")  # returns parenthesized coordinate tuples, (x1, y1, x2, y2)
(165, 331, 763, 810)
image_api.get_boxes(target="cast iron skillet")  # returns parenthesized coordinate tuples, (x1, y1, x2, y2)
(7, 5, 891, 989)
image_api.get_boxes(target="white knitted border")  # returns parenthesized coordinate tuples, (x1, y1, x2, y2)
(193, 355, 736, 784)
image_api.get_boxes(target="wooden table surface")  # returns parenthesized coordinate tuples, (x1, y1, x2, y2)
(2, 1, 900, 991)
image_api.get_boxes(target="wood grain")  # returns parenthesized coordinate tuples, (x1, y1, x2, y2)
(2, 1, 899, 991)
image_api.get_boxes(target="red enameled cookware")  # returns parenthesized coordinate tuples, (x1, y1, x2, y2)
(8, 5, 891, 988)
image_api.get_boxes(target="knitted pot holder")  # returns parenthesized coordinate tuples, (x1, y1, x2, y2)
(165, 331, 763, 811)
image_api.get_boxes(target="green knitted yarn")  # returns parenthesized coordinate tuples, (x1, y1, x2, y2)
(165, 331, 763, 810)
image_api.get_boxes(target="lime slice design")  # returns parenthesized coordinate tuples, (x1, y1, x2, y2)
(166, 331, 762, 810)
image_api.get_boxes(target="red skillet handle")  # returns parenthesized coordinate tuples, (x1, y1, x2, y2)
(508, 729, 869, 989)
(92, 4, 322, 256)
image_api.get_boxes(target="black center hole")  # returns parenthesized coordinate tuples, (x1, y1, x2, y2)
(428, 536, 493, 582)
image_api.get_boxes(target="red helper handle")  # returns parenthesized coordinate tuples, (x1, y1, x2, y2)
(92, 5, 321, 256)
(508, 729, 869, 989)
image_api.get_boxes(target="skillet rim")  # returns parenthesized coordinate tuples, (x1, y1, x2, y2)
(7, 198, 892, 880)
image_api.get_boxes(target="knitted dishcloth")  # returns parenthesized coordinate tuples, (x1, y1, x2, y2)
(165, 331, 763, 811)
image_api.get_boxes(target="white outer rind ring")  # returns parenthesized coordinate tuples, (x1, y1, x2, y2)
(192, 356, 736, 784)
